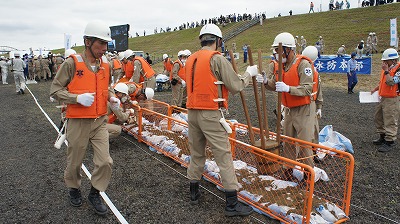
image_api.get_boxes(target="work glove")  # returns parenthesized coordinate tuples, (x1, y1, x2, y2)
(110, 96, 121, 110)
(131, 100, 138, 105)
(77, 93, 95, 107)
(316, 109, 322, 119)
(128, 108, 135, 114)
(181, 80, 186, 87)
(256, 74, 267, 84)
(245, 65, 258, 77)
(275, 81, 290, 92)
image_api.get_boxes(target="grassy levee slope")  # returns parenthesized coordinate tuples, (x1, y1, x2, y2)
(53, 3, 399, 89)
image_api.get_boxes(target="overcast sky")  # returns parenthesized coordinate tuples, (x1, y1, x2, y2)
(0, 0, 360, 51)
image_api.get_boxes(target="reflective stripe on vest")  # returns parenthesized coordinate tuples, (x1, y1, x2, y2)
(66, 54, 110, 118)
(186, 50, 229, 110)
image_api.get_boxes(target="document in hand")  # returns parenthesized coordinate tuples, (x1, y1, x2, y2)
(359, 91, 380, 103)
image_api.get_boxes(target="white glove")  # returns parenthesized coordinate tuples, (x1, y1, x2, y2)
(255, 74, 267, 84)
(275, 81, 290, 92)
(128, 108, 135, 114)
(181, 80, 186, 87)
(245, 65, 258, 77)
(131, 100, 138, 105)
(316, 109, 322, 119)
(110, 96, 121, 109)
(77, 93, 95, 107)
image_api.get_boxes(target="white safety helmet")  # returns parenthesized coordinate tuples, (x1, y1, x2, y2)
(381, 48, 399, 61)
(14, 52, 20, 57)
(319, 36, 322, 39)
(361, 40, 364, 42)
(184, 49, 191, 56)
(199, 24, 222, 39)
(145, 88, 154, 100)
(177, 50, 186, 57)
(342, 45, 345, 48)
(301, 36, 304, 39)
(162, 54, 169, 60)
(65, 49, 77, 58)
(0, 56, 4, 60)
(369, 32, 373, 36)
(124, 49, 134, 59)
(272, 32, 296, 48)
(118, 52, 125, 60)
(302, 46, 319, 62)
(43, 54, 48, 59)
(83, 21, 112, 42)
(114, 83, 129, 95)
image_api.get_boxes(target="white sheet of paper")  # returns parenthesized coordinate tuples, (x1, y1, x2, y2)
(359, 91, 380, 103)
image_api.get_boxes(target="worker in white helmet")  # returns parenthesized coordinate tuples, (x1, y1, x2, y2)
(371, 32, 378, 54)
(170, 50, 187, 107)
(0, 56, 8, 84)
(186, 24, 257, 217)
(371, 48, 400, 152)
(162, 53, 173, 77)
(50, 21, 117, 216)
(257, 32, 318, 176)
(302, 46, 324, 162)
(8, 52, 26, 94)
(107, 83, 135, 139)
(40, 54, 51, 81)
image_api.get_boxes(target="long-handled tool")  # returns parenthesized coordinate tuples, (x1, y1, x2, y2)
(276, 43, 283, 144)
(228, 50, 255, 145)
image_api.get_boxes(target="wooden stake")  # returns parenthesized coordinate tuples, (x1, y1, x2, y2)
(229, 50, 255, 145)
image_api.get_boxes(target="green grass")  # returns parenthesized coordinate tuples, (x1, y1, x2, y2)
(52, 3, 399, 90)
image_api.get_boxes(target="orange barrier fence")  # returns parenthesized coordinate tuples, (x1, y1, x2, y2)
(121, 101, 354, 224)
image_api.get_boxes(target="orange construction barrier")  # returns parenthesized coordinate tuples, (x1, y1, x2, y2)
(121, 101, 354, 224)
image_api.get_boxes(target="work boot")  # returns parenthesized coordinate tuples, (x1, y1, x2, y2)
(384, 140, 395, 147)
(69, 188, 82, 207)
(190, 180, 201, 205)
(20, 89, 25, 94)
(88, 186, 108, 216)
(224, 190, 253, 217)
(373, 134, 385, 145)
(347, 88, 352, 94)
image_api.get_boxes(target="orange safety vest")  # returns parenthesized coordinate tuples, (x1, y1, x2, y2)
(186, 50, 229, 110)
(134, 57, 155, 79)
(275, 55, 318, 108)
(124, 61, 134, 79)
(164, 58, 173, 75)
(112, 59, 122, 70)
(66, 55, 110, 118)
(173, 59, 186, 81)
(378, 63, 400, 98)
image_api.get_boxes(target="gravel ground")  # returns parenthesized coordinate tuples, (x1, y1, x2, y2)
(0, 77, 399, 224)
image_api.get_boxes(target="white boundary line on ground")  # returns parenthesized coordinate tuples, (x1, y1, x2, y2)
(26, 86, 128, 224)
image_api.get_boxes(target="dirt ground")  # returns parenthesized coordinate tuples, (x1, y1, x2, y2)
(0, 74, 398, 223)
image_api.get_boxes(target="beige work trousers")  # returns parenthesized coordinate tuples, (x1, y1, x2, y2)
(281, 101, 316, 167)
(374, 97, 399, 141)
(171, 83, 183, 106)
(187, 109, 239, 190)
(65, 116, 113, 192)
(106, 123, 122, 140)
(112, 69, 123, 85)
(144, 76, 156, 90)
(42, 67, 51, 80)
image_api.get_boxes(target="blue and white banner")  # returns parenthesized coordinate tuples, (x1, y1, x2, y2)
(64, 33, 72, 51)
(390, 18, 397, 47)
(314, 55, 372, 74)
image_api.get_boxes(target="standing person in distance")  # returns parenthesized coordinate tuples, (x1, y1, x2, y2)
(371, 48, 400, 152)
(347, 52, 358, 94)
(8, 52, 26, 94)
(50, 21, 118, 216)
(186, 23, 258, 217)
